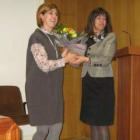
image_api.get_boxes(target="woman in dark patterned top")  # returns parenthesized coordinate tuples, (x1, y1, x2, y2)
(72, 7, 116, 140)
(25, 3, 76, 140)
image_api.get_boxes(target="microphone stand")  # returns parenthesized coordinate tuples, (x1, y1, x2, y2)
(122, 30, 132, 46)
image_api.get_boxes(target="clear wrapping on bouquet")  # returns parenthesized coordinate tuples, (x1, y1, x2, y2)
(66, 43, 87, 68)
(54, 33, 88, 68)
(67, 43, 87, 56)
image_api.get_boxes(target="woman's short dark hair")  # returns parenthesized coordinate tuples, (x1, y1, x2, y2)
(36, 3, 60, 27)
(85, 7, 113, 35)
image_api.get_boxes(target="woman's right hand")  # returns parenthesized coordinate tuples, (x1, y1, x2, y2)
(64, 53, 77, 63)
(61, 47, 68, 58)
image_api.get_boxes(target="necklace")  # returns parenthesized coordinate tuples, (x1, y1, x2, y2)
(40, 28, 58, 59)
(90, 31, 105, 42)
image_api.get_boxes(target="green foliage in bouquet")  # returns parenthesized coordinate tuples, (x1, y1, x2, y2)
(53, 23, 80, 40)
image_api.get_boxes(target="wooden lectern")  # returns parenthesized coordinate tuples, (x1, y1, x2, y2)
(115, 46, 140, 140)
(0, 116, 20, 140)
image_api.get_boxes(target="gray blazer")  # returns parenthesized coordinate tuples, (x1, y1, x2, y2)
(82, 32, 116, 78)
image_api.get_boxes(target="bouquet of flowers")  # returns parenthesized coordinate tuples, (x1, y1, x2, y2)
(53, 23, 88, 67)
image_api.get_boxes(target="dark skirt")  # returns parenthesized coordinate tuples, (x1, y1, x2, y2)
(80, 73, 115, 126)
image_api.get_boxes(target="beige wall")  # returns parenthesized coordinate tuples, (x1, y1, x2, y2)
(0, 0, 44, 139)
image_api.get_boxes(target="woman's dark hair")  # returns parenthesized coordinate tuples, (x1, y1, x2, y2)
(85, 7, 113, 35)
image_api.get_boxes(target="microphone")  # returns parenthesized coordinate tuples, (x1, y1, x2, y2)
(122, 30, 132, 46)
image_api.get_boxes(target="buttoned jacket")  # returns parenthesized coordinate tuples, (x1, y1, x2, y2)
(82, 32, 116, 78)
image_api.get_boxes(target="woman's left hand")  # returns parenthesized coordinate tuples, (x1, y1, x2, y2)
(71, 56, 89, 64)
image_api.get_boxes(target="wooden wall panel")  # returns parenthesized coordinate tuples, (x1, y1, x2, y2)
(126, 0, 140, 46)
(104, 0, 127, 49)
(45, 0, 140, 139)
(46, 0, 87, 139)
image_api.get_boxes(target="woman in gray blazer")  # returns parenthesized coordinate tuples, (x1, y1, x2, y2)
(73, 7, 116, 140)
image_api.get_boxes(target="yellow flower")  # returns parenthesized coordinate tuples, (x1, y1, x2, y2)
(67, 29, 77, 38)
(62, 28, 68, 33)
(68, 28, 74, 34)
(71, 33, 77, 38)
(53, 23, 80, 40)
